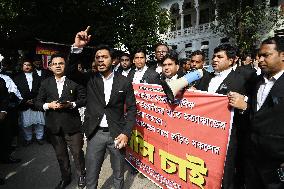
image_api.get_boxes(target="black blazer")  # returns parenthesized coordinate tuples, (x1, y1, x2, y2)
(67, 54, 137, 140)
(0, 78, 9, 112)
(13, 72, 41, 111)
(249, 74, 284, 160)
(34, 69, 53, 81)
(196, 69, 247, 95)
(196, 69, 248, 189)
(127, 67, 161, 85)
(35, 77, 86, 134)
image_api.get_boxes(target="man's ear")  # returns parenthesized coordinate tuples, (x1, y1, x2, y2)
(228, 58, 234, 66)
(176, 64, 180, 71)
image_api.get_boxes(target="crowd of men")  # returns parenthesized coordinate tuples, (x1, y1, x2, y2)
(0, 26, 283, 189)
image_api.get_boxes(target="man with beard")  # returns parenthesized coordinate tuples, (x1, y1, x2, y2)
(32, 54, 52, 81)
(195, 44, 248, 189)
(242, 36, 284, 189)
(68, 26, 137, 189)
(189, 50, 211, 89)
(116, 52, 133, 77)
(148, 43, 169, 74)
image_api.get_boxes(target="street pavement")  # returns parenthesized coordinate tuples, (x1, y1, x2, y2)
(0, 140, 160, 189)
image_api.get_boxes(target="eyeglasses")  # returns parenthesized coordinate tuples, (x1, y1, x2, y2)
(51, 62, 65, 66)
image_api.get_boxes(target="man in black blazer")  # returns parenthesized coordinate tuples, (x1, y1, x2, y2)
(147, 43, 169, 74)
(128, 49, 161, 85)
(35, 54, 86, 189)
(189, 50, 211, 89)
(0, 77, 9, 185)
(160, 52, 184, 82)
(32, 54, 53, 81)
(69, 27, 137, 189)
(243, 36, 284, 189)
(195, 44, 248, 189)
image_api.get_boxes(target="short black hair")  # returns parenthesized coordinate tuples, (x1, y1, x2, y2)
(93, 44, 115, 59)
(33, 54, 42, 62)
(214, 44, 237, 59)
(162, 50, 179, 65)
(50, 53, 66, 62)
(179, 58, 190, 65)
(120, 52, 131, 59)
(154, 43, 169, 52)
(261, 36, 284, 52)
(133, 48, 146, 57)
(191, 50, 205, 61)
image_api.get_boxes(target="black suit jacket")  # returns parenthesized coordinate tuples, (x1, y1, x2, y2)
(34, 69, 53, 81)
(196, 69, 247, 95)
(127, 67, 161, 85)
(195, 69, 248, 189)
(35, 77, 86, 134)
(0, 78, 9, 112)
(67, 53, 137, 140)
(249, 74, 284, 160)
(14, 72, 41, 111)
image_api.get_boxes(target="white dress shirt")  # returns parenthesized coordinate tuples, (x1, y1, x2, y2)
(133, 65, 148, 84)
(122, 68, 131, 77)
(257, 71, 284, 111)
(0, 74, 22, 100)
(165, 74, 178, 83)
(36, 69, 42, 77)
(155, 65, 162, 74)
(24, 72, 33, 91)
(99, 72, 114, 128)
(43, 76, 76, 110)
(208, 68, 232, 93)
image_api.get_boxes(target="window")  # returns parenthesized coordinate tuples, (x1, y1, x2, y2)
(201, 49, 209, 64)
(200, 8, 210, 24)
(185, 43, 192, 48)
(220, 38, 229, 43)
(184, 14, 192, 28)
(172, 45, 178, 50)
(183, 2, 192, 10)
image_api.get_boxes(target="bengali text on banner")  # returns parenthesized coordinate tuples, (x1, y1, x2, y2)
(126, 83, 234, 189)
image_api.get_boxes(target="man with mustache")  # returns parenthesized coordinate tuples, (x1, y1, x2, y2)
(241, 36, 284, 189)
(35, 54, 86, 189)
(195, 44, 249, 189)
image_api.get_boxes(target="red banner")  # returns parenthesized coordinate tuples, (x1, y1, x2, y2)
(126, 83, 234, 189)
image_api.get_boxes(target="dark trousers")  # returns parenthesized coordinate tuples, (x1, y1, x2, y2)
(0, 118, 14, 161)
(50, 130, 85, 181)
(244, 155, 284, 189)
(86, 129, 125, 189)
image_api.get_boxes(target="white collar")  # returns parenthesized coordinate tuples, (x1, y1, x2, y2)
(100, 71, 114, 80)
(263, 70, 284, 82)
(135, 65, 148, 72)
(55, 76, 66, 83)
(214, 67, 232, 76)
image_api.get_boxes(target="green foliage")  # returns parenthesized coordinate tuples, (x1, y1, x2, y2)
(0, 0, 171, 53)
(213, 0, 283, 54)
(117, 0, 171, 53)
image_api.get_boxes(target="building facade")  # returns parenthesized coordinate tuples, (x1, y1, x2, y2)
(159, 0, 283, 65)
